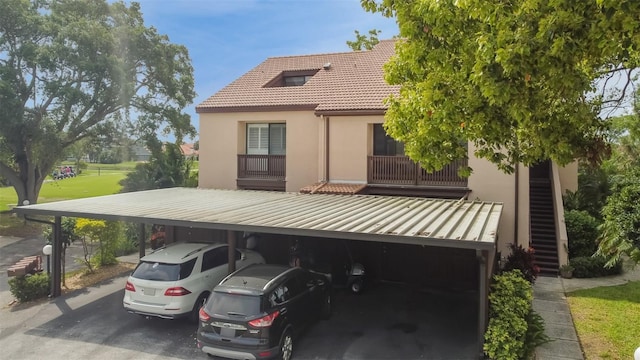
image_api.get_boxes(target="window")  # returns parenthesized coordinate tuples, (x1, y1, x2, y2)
(373, 124, 405, 156)
(202, 247, 228, 272)
(247, 123, 286, 155)
(207, 292, 261, 317)
(283, 75, 313, 86)
(264, 70, 319, 87)
(132, 258, 196, 281)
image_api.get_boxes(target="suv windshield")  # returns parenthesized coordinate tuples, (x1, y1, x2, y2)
(206, 292, 261, 317)
(132, 258, 197, 281)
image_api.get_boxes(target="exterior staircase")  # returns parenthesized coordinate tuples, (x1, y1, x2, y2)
(529, 178, 560, 276)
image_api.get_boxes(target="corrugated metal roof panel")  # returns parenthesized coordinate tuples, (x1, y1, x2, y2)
(13, 188, 501, 250)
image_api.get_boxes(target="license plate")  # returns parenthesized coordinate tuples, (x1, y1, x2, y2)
(142, 288, 156, 296)
(220, 327, 235, 338)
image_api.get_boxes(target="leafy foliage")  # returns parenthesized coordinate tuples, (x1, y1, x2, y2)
(570, 256, 622, 278)
(597, 169, 640, 266)
(0, 0, 195, 206)
(501, 244, 539, 284)
(483, 270, 533, 360)
(8, 273, 50, 303)
(563, 164, 611, 220)
(42, 217, 81, 286)
(74, 218, 121, 272)
(42, 217, 80, 247)
(119, 138, 197, 192)
(114, 222, 139, 257)
(361, 0, 640, 173)
(565, 210, 600, 258)
(346, 29, 381, 51)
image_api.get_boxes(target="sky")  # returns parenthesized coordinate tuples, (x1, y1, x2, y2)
(127, 0, 400, 142)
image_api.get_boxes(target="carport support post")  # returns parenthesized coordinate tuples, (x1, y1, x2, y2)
(52, 216, 62, 297)
(138, 223, 146, 259)
(477, 249, 488, 359)
(227, 230, 236, 274)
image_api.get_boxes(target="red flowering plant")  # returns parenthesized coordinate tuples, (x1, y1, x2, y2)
(501, 244, 540, 284)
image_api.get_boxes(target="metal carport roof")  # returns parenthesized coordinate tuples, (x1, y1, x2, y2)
(12, 187, 501, 357)
(13, 187, 502, 250)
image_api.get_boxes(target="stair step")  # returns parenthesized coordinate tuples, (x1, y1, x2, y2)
(533, 244, 557, 251)
(532, 232, 556, 238)
(530, 179, 558, 277)
(531, 237, 556, 243)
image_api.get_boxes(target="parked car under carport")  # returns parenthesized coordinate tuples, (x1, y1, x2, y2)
(13, 187, 501, 358)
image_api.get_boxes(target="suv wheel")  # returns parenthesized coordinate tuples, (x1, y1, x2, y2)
(190, 293, 208, 323)
(279, 330, 293, 360)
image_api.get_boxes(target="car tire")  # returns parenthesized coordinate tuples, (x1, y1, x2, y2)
(190, 293, 209, 323)
(321, 293, 332, 320)
(279, 330, 293, 360)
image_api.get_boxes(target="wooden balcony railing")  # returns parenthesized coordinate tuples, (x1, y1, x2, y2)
(238, 154, 286, 179)
(367, 156, 468, 187)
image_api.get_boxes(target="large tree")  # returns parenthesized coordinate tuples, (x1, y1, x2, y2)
(0, 0, 195, 205)
(346, 29, 382, 51)
(361, 0, 640, 173)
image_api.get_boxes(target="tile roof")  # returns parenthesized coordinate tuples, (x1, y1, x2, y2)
(299, 182, 367, 195)
(196, 40, 400, 114)
(179, 143, 198, 157)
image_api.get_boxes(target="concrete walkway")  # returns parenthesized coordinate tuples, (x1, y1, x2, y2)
(534, 264, 640, 360)
(533, 276, 584, 360)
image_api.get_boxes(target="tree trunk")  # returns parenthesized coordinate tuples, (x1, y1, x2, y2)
(1, 156, 51, 206)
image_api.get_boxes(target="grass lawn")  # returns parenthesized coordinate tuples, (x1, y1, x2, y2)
(567, 281, 640, 359)
(65, 161, 140, 171)
(0, 171, 126, 212)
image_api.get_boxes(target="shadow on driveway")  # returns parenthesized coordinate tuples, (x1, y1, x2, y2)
(2, 276, 478, 359)
(295, 282, 479, 360)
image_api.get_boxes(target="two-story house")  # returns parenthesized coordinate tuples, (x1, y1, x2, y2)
(196, 40, 577, 276)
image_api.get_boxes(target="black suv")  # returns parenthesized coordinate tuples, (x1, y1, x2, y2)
(197, 264, 331, 360)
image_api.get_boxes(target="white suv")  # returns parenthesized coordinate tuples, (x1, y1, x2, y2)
(123, 242, 265, 322)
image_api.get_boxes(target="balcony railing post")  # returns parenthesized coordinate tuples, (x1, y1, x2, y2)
(368, 155, 467, 187)
(237, 154, 286, 180)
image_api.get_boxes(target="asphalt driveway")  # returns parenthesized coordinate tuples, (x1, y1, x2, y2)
(1, 237, 478, 360)
(1, 278, 478, 359)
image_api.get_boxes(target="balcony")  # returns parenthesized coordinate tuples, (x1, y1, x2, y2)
(366, 156, 469, 197)
(237, 154, 286, 191)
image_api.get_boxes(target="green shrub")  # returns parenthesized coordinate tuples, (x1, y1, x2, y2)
(598, 172, 640, 266)
(8, 273, 50, 302)
(114, 236, 138, 257)
(565, 210, 600, 258)
(501, 244, 540, 284)
(562, 165, 610, 220)
(484, 270, 533, 360)
(570, 255, 623, 278)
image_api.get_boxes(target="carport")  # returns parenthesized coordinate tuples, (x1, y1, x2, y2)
(13, 187, 502, 357)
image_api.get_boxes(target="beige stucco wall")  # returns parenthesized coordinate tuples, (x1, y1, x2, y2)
(467, 144, 530, 255)
(198, 112, 240, 190)
(556, 161, 578, 194)
(325, 115, 386, 183)
(198, 111, 320, 192)
(199, 110, 578, 259)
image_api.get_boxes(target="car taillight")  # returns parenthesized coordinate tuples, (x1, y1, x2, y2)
(164, 287, 192, 296)
(248, 311, 280, 328)
(199, 307, 211, 322)
(125, 281, 136, 292)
